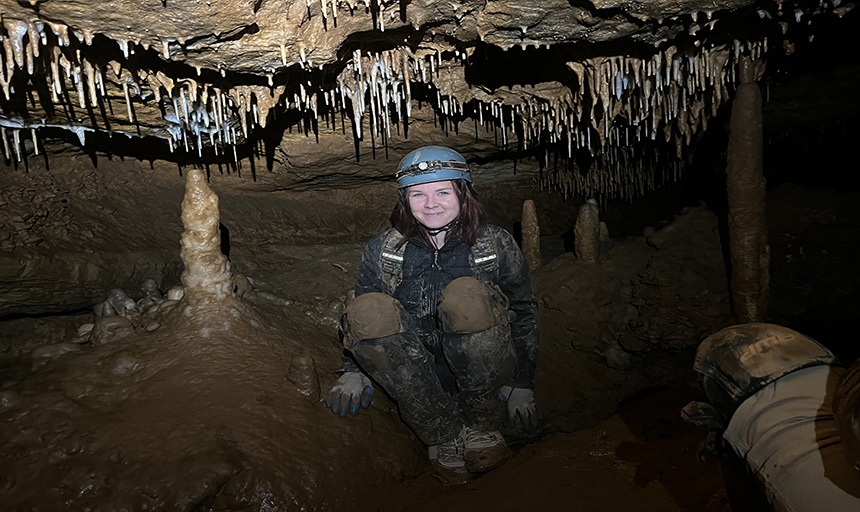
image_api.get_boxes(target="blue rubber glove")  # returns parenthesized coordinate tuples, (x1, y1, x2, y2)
(324, 372, 373, 417)
(499, 385, 540, 430)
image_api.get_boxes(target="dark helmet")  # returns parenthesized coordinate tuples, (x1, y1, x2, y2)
(694, 323, 835, 419)
(395, 146, 472, 188)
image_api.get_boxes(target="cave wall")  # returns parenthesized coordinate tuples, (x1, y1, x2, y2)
(0, 0, 859, 509)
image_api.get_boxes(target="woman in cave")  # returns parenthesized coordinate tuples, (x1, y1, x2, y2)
(323, 145, 540, 475)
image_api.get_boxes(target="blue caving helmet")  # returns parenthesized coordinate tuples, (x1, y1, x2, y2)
(395, 146, 472, 188)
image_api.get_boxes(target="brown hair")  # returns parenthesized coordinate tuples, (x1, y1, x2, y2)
(390, 179, 487, 248)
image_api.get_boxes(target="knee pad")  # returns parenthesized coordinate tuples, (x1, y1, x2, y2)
(341, 292, 405, 348)
(438, 277, 511, 334)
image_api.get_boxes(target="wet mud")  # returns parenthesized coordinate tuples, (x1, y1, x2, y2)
(1, 152, 858, 510)
(0, 307, 426, 510)
(371, 387, 728, 512)
(0, 169, 426, 510)
(0, 196, 732, 510)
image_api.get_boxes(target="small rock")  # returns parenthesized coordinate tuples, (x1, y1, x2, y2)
(107, 288, 136, 313)
(604, 341, 632, 370)
(287, 355, 320, 400)
(141, 278, 162, 297)
(232, 273, 253, 298)
(103, 350, 141, 376)
(90, 316, 135, 346)
(159, 300, 179, 313)
(31, 343, 83, 369)
(94, 300, 116, 319)
(69, 334, 91, 344)
(166, 286, 184, 301)
(147, 299, 178, 315)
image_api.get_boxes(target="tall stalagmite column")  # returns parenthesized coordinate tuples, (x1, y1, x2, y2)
(726, 58, 770, 323)
(521, 200, 541, 271)
(574, 199, 600, 264)
(179, 169, 234, 306)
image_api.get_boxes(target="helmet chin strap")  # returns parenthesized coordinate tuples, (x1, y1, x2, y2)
(425, 218, 459, 237)
(426, 223, 452, 236)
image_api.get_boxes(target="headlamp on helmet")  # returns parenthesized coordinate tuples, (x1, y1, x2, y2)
(396, 146, 472, 188)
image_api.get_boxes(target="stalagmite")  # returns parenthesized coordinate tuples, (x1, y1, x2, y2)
(726, 57, 769, 322)
(574, 199, 601, 264)
(521, 199, 541, 271)
(179, 169, 234, 306)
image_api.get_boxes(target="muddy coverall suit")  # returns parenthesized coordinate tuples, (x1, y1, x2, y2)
(685, 323, 860, 512)
(339, 225, 539, 446)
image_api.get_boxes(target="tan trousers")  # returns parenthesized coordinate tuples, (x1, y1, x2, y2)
(723, 365, 860, 512)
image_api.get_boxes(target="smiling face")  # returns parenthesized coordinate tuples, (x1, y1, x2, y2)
(406, 180, 461, 230)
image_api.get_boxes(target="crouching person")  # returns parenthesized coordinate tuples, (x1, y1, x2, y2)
(684, 323, 860, 512)
(835, 356, 860, 474)
(323, 146, 540, 478)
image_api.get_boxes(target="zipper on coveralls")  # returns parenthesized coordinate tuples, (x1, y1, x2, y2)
(430, 248, 442, 349)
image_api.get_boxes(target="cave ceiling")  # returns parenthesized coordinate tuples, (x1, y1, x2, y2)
(0, 0, 856, 198)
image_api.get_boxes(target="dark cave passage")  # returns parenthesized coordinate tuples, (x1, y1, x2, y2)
(2, 1, 860, 511)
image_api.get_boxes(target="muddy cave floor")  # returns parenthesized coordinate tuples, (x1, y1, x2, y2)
(1, 177, 858, 510)
(365, 386, 727, 512)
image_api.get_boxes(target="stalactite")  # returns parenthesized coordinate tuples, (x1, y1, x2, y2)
(0, 2, 816, 199)
(0, 126, 9, 160)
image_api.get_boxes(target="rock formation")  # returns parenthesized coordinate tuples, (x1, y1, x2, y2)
(0, 0, 858, 508)
(0, 168, 427, 511)
(574, 198, 601, 263)
(521, 199, 541, 270)
(179, 169, 235, 306)
(0, 0, 853, 199)
(726, 56, 769, 323)
(535, 206, 732, 432)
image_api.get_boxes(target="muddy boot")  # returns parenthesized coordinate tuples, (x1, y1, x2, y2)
(428, 435, 471, 484)
(462, 427, 511, 473)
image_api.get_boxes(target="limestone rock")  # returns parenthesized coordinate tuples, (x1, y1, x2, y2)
(90, 316, 135, 346)
(31, 342, 83, 369)
(287, 355, 321, 400)
(575, 199, 601, 264)
(522, 199, 542, 271)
